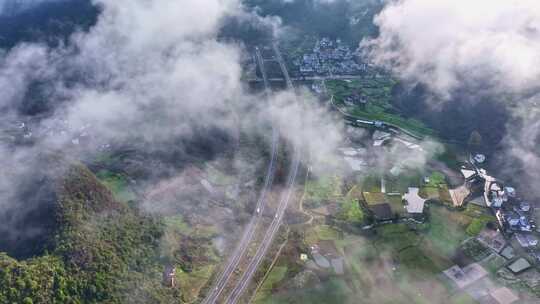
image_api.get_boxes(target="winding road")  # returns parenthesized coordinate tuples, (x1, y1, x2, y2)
(201, 47, 280, 304)
(223, 43, 303, 304)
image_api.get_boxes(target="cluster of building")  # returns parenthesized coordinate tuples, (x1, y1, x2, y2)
(294, 38, 366, 75)
(443, 261, 522, 304)
(462, 154, 540, 261)
(338, 128, 431, 225)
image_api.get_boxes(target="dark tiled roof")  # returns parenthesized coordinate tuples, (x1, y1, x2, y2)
(370, 203, 393, 220)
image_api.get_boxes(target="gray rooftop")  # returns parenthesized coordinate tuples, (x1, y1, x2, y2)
(403, 187, 426, 214)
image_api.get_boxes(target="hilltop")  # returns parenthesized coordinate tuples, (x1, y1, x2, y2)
(0, 162, 178, 304)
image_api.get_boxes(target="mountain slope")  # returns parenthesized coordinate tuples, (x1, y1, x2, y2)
(0, 164, 179, 304)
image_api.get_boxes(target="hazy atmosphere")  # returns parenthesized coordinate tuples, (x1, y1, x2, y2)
(1, 0, 539, 303)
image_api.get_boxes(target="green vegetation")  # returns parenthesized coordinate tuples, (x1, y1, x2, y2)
(461, 205, 496, 236)
(326, 78, 395, 109)
(435, 145, 462, 170)
(461, 239, 490, 261)
(425, 205, 470, 256)
(304, 175, 366, 227)
(361, 174, 381, 193)
(451, 293, 478, 304)
(351, 106, 435, 137)
(253, 266, 288, 303)
(262, 277, 351, 304)
(304, 225, 341, 245)
(375, 224, 420, 253)
(398, 246, 441, 274)
(466, 217, 492, 236)
(426, 172, 446, 187)
(480, 254, 506, 274)
(177, 264, 217, 303)
(164, 215, 192, 235)
(326, 79, 435, 138)
(337, 196, 364, 224)
(304, 175, 342, 208)
(0, 164, 179, 304)
(96, 169, 137, 203)
(258, 192, 492, 304)
(386, 171, 423, 194)
(246, 0, 382, 46)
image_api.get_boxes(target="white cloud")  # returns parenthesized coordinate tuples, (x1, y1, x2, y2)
(364, 0, 540, 195)
(0, 0, 344, 243)
(362, 0, 540, 98)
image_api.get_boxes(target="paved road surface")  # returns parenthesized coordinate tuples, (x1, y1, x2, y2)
(224, 42, 303, 304)
(201, 46, 280, 304)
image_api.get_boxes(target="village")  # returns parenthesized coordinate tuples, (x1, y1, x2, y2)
(292, 126, 540, 304)
(292, 37, 368, 76)
(240, 36, 540, 302)
(251, 128, 538, 303)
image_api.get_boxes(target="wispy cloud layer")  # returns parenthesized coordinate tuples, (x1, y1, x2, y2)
(0, 0, 343, 249)
(362, 0, 540, 98)
(363, 0, 540, 194)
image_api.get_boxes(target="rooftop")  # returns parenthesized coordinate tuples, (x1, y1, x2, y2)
(489, 287, 519, 304)
(507, 258, 531, 273)
(443, 263, 488, 289)
(500, 246, 515, 260)
(369, 203, 394, 221)
(460, 168, 477, 180)
(402, 187, 426, 214)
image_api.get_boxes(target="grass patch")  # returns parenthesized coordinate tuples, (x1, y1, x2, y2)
(336, 190, 364, 224)
(438, 185, 453, 205)
(463, 204, 492, 218)
(419, 186, 440, 199)
(304, 175, 343, 208)
(480, 254, 506, 274)
(450, 293, 478, 304)
(466, 217, 493, 236)
(436, 146, 462, 170)
(263, 277, 352, 304)
(254, 266, 288, 302)
(424, 206, 470, 256)
(385, 171, 423, 194)
(316, 225, 341, 240)
(326, 78, 395, 110)
(96, 170, 136, 203)
(398, 247, 441, 276)
(304, 225, 342, 246)
(375, 224, 419, 252)
(164, 215, 192, 235)
(461, 238, 491, 261)
(177, 264, 216, 303)
(426, 172, 446, 187)
(349, 106, 435, 138)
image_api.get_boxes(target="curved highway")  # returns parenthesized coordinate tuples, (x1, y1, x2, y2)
(224, 42, 303, 304)
(225, 145, 301, 304)
(201, 47, 279, 304)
